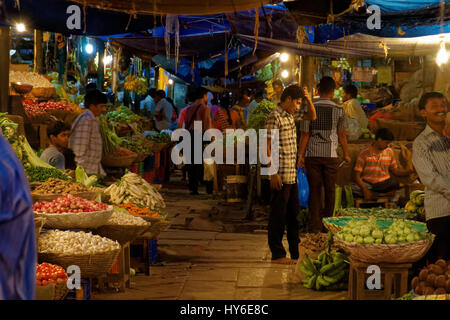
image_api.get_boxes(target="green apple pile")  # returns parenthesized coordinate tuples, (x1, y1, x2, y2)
(336, 217, 430, 245)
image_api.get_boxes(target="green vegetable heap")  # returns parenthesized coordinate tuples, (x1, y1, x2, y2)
(300, 233, 349, 291)
(247, 100, 276, 131)
(336, 207, 417, 220)
(147, 132, 171, 143)
(336, 217, 431, 245)
(121, 137, 150, 155)
(0, 113, 18, 144)
(99, 118, 123, 155)
(104, 106, 141, 125)
(25, 166, 72, 182)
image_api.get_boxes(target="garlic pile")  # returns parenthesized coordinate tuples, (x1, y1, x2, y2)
(39, 230, 120, 254)
(107, 211, 150, 227)
(9, 71, 53, 88)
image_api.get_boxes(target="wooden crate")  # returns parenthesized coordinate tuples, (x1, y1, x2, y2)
(96, 242, 131, 293)
(348, 259, 411, 300)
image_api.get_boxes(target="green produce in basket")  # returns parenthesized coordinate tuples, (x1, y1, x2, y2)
(25, 166, 72, 182)
(336, 207, 416, 220)
(335, 217, 431, 245)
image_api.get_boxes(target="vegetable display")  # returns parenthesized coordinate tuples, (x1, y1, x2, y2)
(9, 71, 53, 88)
(336, 207, 416, 220)
(146, 132, 171, 143)
(300, 234, 349, 291)
(121, 137, 151, 155)
(247, 100, 277, 131)
(0, 113, 18, 143)
(104, 172, 165, 209)
(117, 203, 162, 219)
(75, 166, 98, 187)
(25, 166, 72, 183)
(124, 75, 147, 95)
(335, 217, 430, 245)
(31, 178, 88, 195)
(36, 263, 68, 287)
(39, 230, 120, 255)
(299, 233, 339, 253)
(104, 106, 141, 126)
(17, 135, 55, 169)
(22, 100, 73, 118)
(99, 117, 123, 155)
(33, 194, 108, 213)
(108, 208, 150, 226)
(411, 259, 450, 295)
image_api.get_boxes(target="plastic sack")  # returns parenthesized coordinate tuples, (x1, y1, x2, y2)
(297, 168, 309, 208)
(346, 117, 361, 141)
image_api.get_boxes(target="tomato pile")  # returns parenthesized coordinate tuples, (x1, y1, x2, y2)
(33, 194, 108, 214)
(36, 263, 68, 286)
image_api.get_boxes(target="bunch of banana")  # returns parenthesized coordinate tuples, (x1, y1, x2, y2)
(300, 234, 349, 291)
(124, 75, 138, 91)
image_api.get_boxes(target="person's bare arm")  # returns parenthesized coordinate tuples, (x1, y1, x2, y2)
(301, 87, 317, 121)
(338, 129, 351, 163)
(297, 131, 310, 168)
(355, 170, 371, 200)
(390, 167, 413, 176)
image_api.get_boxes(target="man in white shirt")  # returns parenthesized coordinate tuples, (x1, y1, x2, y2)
(140, 88, 157, 114)
(342, 84, 368, 129)
(154, 90, 174, 131)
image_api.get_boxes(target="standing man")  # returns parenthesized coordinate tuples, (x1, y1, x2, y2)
(232, 93, 250, 129)
(0, 134, 36, 300)
(266, 84, 316, 265)
(412, 92, 450, 261)
(183, 87, 212, 195)
(342, 84, 368, 130)
(298, 77, 351, 233)
(68, 89, 107, 175)
(154, 90, 174, 131)
(270, 79, 284, 105)
(140, 88, 157, 114)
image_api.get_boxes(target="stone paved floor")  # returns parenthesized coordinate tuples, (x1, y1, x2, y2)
(92, 175, 347, 300)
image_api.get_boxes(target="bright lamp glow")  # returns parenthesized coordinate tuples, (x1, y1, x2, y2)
(85, 43, 94, 54)
(436, 41, 448, 66)
(16, 23, 26, 32)
(168, 79, 174, 85)
(280, 53, 289, 63)
(103, 55, 113, 65)
(281, 70, 289, 78)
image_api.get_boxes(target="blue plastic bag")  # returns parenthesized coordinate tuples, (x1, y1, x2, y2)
(297, 168, 309, 208)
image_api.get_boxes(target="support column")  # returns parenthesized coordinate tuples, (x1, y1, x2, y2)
(301, 56, 316, 97)
(0, 26, 10, 113)
(33, 29, 44, 74)
(97, 39, 105, 91)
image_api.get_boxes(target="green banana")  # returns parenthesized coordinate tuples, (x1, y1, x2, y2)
(325, 263, 347, 277)
(312, 260, 322, 269)
(317, 275, 331, 287)
(319, 260, 344, 274)
(299, 263, 315, 277)
(327, 270, 346, 282)
(318, 251, 326, 265)
(303, 254, 317, 274)
(303, 275, 317, 289)
(315, 276, 322, 290)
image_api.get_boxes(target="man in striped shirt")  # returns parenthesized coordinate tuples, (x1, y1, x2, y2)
(353, 128, 413, 200)
(298, 77, 350, 233)
(412, 92, 450, 261)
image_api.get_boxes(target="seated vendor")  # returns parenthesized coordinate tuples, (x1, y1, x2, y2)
(342, 84, 368, 130)
(352, 128, 413, 200)
(40, 121, 71, 170)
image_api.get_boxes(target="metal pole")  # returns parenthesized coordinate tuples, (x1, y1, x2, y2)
(33, 29, 44, 74)
(0, 26, 10, 113)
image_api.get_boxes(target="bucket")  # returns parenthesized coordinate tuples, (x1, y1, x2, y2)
(225, 175, 248, 203)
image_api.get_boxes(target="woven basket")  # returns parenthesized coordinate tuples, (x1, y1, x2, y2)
(94, 223, 151, 244)
(323, 216, 429, 234)
(32, 190, 99, 203)
(102, 153, 137, 167)
(150, 142, 168, 153)
(334, 235, 435, 264)
(54, 283, 69, 300)
(134, 152, 150, 163)
(31, 87, 56, 99)
(39, 248, 120, 278)
(142, 219, 171, 239)
(34, 206, 113, 229)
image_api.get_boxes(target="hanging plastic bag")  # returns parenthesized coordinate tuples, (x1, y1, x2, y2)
(333, 185, 342, 216)
(344, 185, 354, 208)
(297, 168, 309, 208)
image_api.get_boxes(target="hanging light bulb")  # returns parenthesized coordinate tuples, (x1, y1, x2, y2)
(281, 69, 289, 78)
(436, 40, 448, 66)
(85, 43, 94, 55)
(16, 23, 26, 33)
(168, 79, 174, 85)
(280, 53, 289, 63)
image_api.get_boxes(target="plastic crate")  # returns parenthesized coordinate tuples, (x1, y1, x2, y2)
(65, 279, 91, 300)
